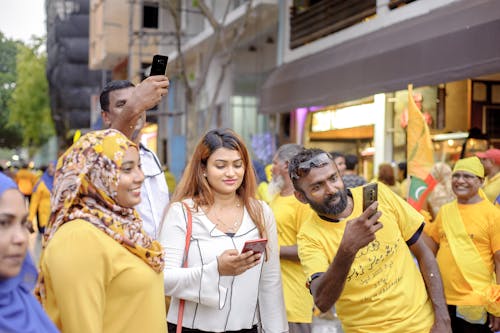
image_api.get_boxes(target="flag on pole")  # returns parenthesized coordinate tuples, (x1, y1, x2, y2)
(406, 84, 437, 210)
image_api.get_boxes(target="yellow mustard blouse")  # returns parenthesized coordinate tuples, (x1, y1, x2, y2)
(40, 219, 166, 333)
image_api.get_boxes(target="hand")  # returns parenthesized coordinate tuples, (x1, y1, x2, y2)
(339, 202, 383, 255)
(113, 75, 169, 137)
(489, 313, 500, 332)
(27, 221, 35, 234)
(217, 249, 261, 276)
(130, 75, 170, 112)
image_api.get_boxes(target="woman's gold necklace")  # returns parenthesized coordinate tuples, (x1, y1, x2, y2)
(211, 201, 242, 232)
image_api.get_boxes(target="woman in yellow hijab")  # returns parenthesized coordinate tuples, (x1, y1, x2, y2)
(36, 129, 166, 333)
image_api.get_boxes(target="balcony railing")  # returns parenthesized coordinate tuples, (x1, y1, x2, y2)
(290, 0, 376, 49)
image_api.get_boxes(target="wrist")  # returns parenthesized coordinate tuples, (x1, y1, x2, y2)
(338, 242, 357, 258)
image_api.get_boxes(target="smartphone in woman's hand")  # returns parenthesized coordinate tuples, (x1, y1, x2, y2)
(241, 238, 267, 254)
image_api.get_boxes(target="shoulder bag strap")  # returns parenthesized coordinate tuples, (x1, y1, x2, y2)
(176, 202, 192, 333)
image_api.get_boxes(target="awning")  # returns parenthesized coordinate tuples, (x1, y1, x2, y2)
(259, 0, 500, 114)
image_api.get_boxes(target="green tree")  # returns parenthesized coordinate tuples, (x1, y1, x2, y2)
(0, 32, 23, 148)
(8, 37, 54, 147)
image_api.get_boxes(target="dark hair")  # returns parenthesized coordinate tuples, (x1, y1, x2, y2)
(344, 154, 358, 171)
(99, 80, 135, 112)
(398, 162, 407, 178)
(378, 163, 396, 186)
(173, 128, 266, 239)
(329, 151, 344, 160)
(288, 148, 334, 191)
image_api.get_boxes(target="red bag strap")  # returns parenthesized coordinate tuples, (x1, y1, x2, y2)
(176, 202, 192, 333)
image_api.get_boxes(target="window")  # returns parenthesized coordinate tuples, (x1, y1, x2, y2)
(231, 96, 262, 144)
(143, 3, 159, 29)
(483, 106, 500, 142)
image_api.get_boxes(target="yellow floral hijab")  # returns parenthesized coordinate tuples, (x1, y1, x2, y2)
(37, 129, 164, 299)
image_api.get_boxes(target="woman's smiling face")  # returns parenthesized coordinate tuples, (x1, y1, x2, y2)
(204, 148, 245, 196)
(115, 147, 145, 208)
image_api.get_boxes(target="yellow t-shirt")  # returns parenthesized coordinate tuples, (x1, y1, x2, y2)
(28, 181, 51, 228)
(40, 219, 166, 333)
(428, 200, 500, 305)
(270, 195, 314, 323)
(483, 172, 500, 204)
(297, 184, 434, 333)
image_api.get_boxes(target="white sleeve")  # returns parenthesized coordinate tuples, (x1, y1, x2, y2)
(158, 202, 228, 309)
(258, 202, 289, 332)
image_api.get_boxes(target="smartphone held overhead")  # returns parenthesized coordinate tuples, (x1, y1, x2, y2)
(150, 54, 168, 76)
(241, 238, 267, 254)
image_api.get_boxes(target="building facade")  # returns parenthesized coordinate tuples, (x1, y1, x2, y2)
(260, 0, 500, 178)
(88, 0, 280, 180)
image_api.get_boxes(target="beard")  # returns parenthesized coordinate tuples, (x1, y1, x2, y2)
(308, 190, 348, 216)
(268, 174, 285, 197)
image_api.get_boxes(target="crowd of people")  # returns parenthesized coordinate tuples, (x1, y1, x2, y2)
(1, 73, 500, 333)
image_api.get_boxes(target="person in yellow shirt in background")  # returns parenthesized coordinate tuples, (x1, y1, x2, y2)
(256, 162, 273, 203)
(269, 144, 314, 333)
(15, 163, 38, 204)
(476, 148, 500, 205)
(425, 157, 500, 332)
(290, 148, 451, 333)
(162, 164, 177, 195)
(28, 161, 56, 234)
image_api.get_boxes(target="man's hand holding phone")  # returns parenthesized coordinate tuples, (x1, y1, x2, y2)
(339, 184, 382, 255)
(114, 55, 169, 138)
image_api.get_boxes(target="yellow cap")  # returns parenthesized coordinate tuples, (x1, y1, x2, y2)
(453, 156, 484, 178)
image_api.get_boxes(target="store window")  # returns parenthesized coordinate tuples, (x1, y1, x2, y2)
(143, 2, 159, 29)
(471, 80, 500, 145)
(231, 96, 266, 145)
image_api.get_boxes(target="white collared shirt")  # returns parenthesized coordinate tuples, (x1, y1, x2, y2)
(135, 145, 169, 239)
(159, 199, 288, 333)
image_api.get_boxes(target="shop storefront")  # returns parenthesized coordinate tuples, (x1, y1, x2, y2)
(295, 80, 483, 177)
(260, 0, 500, 170)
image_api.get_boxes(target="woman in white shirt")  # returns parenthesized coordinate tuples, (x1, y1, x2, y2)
(159, 128, 287, 333)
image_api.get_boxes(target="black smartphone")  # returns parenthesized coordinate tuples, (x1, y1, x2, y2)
(362, 182, 378, 212)
(150, 54, 168, 76)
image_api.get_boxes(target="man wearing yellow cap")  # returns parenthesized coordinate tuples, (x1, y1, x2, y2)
(425, 156, 500, 332)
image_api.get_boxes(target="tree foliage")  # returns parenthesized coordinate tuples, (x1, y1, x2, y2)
(8, 37, 54, 147)
(0, 32, 23, 148)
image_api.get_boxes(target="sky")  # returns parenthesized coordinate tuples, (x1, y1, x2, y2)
(0, 0, 46, 43)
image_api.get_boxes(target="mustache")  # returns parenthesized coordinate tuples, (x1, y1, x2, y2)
(325, 192, 340, 203)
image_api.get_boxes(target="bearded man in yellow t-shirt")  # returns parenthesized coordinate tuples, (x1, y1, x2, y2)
(289, 148, 451, 333)
(269, 144, 314, 333)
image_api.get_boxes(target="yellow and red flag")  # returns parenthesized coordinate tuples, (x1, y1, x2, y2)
(406, 84, 437, 210)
